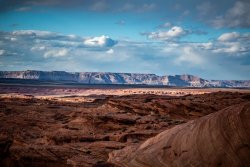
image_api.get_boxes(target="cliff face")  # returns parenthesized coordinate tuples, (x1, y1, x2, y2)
(0, 70, 249, 87)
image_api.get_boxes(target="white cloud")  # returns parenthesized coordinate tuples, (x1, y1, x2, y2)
(218, 32, 240, 41)
(12, 30, 57, 39)
(106, 49, 114, 54)
(200, 42, 213, 50)
(83, 35, 117, 47)
(174, 46, 204, 65)
(31, 45, 46, 51)
(8, 30, 117, 50)
(0, 50, 5, 56)
(67, 34, 78, 39)
(44, 48, 69, 58)
(12, 30, 35, 36)
(213, 42, 244, 54)
(212, 32, 250, 55)
(10, 37, 17, 41)
(148, 26, 186, 40)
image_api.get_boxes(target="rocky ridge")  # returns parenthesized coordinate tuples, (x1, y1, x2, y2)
(0, 70, 249, 87)
(108, 102, 250, 167)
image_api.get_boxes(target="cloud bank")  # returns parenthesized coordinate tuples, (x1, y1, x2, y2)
(0, 30, 249, 79)
(1, 0, 249, 29)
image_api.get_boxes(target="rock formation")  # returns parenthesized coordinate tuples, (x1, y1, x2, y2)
(108, 102, 250, 167)
(0, 70, 249, 87)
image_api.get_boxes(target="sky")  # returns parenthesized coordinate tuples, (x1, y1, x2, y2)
(0, 0, 250, 80)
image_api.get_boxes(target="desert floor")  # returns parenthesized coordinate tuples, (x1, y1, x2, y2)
(0, 85, 249, 166)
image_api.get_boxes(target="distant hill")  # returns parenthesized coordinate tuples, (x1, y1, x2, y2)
(0, 70, 249, 88)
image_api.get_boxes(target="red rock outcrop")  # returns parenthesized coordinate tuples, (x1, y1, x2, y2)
(108, 102, 250, 167)
(0, 92, 249, 166)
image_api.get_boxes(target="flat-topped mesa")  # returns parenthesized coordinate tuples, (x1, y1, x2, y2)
(0, 70, 77, 81)
(108, 102, 250, 167)
(0, 70, 249, 87)
(167, 74, 207, 87)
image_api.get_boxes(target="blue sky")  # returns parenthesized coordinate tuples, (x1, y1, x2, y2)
(0, 0, 250, 79)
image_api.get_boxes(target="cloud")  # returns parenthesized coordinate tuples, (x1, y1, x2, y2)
(0, 30, 249, 80)
(88, 1, 157, 12)
(182, 10, 190, 16)
(119, 2, 156, 12)
(90, 1, 108, 11)
(155, 23, 207, 36)
(15, 6, 31, 12)
(212, 32, 250, 55)
(217, 32, 250, 43)
(212, 42, 247, 55)
(188, 29, 208, 35)
(162, 22, 172, 28)
(6, 30, 117, 48)
(44, 48, 69, 58)
(0, 30, 118, 63)
(2, 0, 249, 30)
(146, 26, 186, 40)
(106, 49, 114, 54)
(83, 35, 117, 47)
(174, 46, 204, 65)
(0, 0, 158, 13)
(138, 3, 156, 12)
(211, 1, 250, 28)
(196, 2, 212, 16)
(218, 32, 240, 41)
(194, 0, 250, 28)
(158, 22, 172, 28)
(31, 45, 46, 51)
(160, 42, 207, 67)
(12, 30, 57, 38)
(0, 50, 5, 56)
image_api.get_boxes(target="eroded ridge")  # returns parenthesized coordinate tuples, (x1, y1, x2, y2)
(108, 102, 250, 167)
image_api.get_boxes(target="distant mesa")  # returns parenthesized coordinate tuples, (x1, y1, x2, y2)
(0, 70, 249, 87)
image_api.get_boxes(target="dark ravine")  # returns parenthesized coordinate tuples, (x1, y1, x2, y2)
(0, 70, 249, 87)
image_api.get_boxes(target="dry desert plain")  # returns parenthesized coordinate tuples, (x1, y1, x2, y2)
(0, 85, 250, 167)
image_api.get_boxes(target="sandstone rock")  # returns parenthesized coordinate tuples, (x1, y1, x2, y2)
(108, 102, 250, 167)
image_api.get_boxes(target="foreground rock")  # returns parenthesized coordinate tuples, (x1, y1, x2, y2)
(109, 102, 250, 167)
(0, 92, 249, 166)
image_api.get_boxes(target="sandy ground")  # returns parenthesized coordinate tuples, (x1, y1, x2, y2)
(1, 85, 250, 98)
